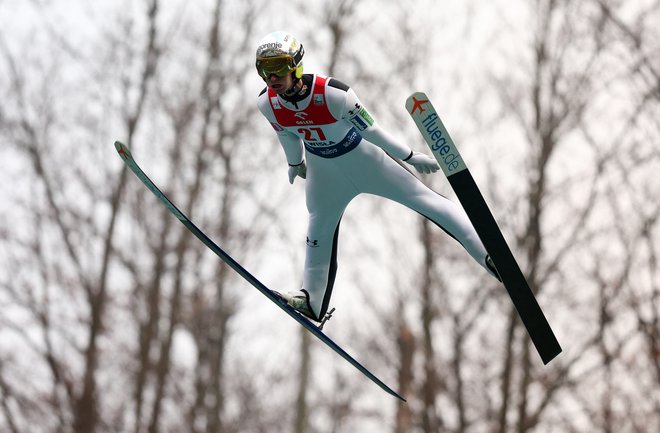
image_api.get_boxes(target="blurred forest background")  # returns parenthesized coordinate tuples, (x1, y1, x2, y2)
(0, 0, 659, 432)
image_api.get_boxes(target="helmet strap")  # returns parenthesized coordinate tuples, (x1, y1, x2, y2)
(284, 73, 303, 96)
(291, 74, 300, 90)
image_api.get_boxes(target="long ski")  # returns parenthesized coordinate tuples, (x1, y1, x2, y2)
(114, 141, 405, 401)
(405, 93, 562, 364)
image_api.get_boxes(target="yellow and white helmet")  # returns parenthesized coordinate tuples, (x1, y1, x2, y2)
(255, 31, 305, 79)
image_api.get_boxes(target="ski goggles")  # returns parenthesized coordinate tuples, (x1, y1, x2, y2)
(256, 55, 296, 79)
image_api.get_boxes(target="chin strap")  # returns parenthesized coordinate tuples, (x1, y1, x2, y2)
(291, 74, 300, 89)
(282, 75, 309, 109)
(284, 74, 303, 96)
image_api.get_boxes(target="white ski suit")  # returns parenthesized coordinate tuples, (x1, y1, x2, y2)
(257, 74, 492, 320)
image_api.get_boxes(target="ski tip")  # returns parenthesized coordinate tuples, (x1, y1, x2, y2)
(406, 91, 428, 101)
(405, 92, 433, 116)
(114, 141, 132, 161)
(380, 381, 407, 402)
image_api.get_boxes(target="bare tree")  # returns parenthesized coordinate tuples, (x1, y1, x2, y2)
(486, 1, 660, 432)
(0, 1, 163, 432)
(489, 0, 605, 431)
(0, 1, 287, 432)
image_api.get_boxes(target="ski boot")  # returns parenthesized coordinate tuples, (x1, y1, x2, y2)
(273, 290, 336, 329)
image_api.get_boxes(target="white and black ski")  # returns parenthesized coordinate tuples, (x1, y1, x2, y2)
(405, 93, 562, 364)
(114, 141, 405, 401)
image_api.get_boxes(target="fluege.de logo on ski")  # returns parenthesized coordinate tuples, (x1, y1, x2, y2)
(422, 112, 463, 172)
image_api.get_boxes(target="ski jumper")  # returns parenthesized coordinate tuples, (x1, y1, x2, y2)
(257, 74, 491, 320)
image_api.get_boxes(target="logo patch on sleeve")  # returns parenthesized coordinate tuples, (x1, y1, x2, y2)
(349, 106, 374, 131)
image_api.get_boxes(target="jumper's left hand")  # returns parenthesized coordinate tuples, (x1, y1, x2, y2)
(405, 152, 440, 174)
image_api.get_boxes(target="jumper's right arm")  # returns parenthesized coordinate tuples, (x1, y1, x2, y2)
(257, 93, 306, 183)
(275, 129, 304, 166)
(258, 92, 303, 164)
(277, 131, 307, 183)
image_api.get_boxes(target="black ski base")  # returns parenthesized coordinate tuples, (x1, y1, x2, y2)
(449, 170, 562, 364)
